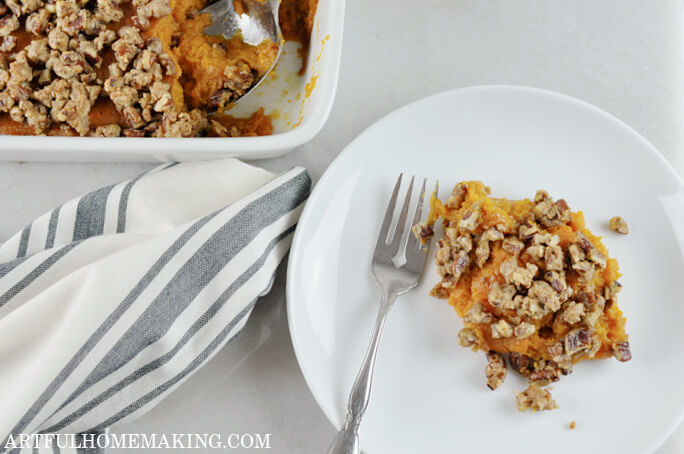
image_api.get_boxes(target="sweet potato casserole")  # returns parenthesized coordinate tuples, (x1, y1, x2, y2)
(414, 181, 631, 411)
(0, 0, 317, 137)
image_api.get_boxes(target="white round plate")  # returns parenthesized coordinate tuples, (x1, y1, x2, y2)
(286, 86, 684, 454)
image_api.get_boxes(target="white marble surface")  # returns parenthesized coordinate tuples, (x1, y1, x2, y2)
(2, 1, 684, 452)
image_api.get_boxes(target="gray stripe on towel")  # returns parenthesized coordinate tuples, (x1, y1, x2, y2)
(17, 226, 31, 258)
(73, 185, 115, 242)
(45, 206, 61, 249)
(0, 242, 80, 308)
(117, 163, 179, 234)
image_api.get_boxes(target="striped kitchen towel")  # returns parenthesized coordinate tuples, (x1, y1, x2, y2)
(0, 159, 311, 454)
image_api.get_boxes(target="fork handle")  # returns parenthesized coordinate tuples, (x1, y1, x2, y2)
(327, 294, 395, 454)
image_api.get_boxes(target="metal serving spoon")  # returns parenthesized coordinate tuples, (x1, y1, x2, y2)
(200, 0, 283, 103)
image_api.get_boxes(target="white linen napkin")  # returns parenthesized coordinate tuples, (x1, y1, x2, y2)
(0, 159, 311, 453)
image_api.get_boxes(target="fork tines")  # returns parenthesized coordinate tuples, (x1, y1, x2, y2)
(374, 174, 437, 267)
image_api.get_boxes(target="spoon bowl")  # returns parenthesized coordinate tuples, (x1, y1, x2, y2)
(200, 0, 283, 106)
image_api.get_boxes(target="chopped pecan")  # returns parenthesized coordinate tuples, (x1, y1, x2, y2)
(47, 79, 92, 135)
(583, 295, 605, 327)
(13, 99, 49, 133)
(509, 352, 533, 376)
(475, 239, 490, 268)
(524, 244, 545, 260)
(518, 219, 539, 241)
(458, 327, 480, 350)
(121, 105, 143, 128)
(93, 28, 116, 50)
(208, 118, 228, 136)
(560, 300, 585, 324)
(122, 127, 144, 137)
(544, 245, 564, 271)
(25, 7, 51, 34)
(452, 233, 472, 252)
(78, 38, 99, 62)
(500, 258, 537, 289)
(533, 232, 560, 247)
(516, 383, 558, 412)
(464, 302, 492, 324)
(604, 280, 622, 300)
(445, 183, 467, 209)
(134, 0, 170, 30)
(94, 0, 123, 23)
(488, 282, 516, 310)
(547, 342, 564, 358)
(574, 233, 608, 269)
(157, 108, 207, 137)
(491, 319, 513, 339)
(25, 37, 49, 63)
(502, 237, 524, 255)
(587, 248, 607, 269)
(208, 88, 231, 111)
(534, 190, 550, 204)
(564, 327, 593, 356)
(112, 25, 143, 70)
(575, 232, 594, 252)
(429, 284, 449, 299)
(567, 243, 584, 265)
(4, 0, 20, 16)
(434, 239, 452, 266)
(482, 227, 504, 242)
(9, 52, 33, 83)
(0, 34, 15, 51)
(20, 0, 42, 14)
(51, 50, 85, 79)
(0, 14, 19, 37)
(157, 52, 176, 75)
(514, 321, 535, 339)
(555, 199, 571, 222)
(0, 89, 15, 111)
(516, 295, 544, 320)
(609, 216, 629, 234)
(458, 205, 481, 232)
(47, 28, 69, 51)
(527, 280, 561, 313)
(612, 341, 632, 362)
(529, 360, 562, 385)
(448, 250, 469, 282)
(572, 259, 595, 282)
(90, 123, 121, 137)
(485, 351, 507, 390)
(475, 228, 503, 267)
(411, 221, 434, 242)
(533, 190, 565, 228)
(544, 271, 571, 301)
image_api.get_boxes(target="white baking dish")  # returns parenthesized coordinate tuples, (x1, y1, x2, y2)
(0, 0, 345, 162)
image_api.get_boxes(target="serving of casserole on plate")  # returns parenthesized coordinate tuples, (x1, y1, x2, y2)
(0, 0, 344, 160)
(416, 180, 631, 412)
(287, 86, 684, 454)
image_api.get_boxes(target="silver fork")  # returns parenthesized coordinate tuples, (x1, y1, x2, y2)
(327, 174, 437, 454)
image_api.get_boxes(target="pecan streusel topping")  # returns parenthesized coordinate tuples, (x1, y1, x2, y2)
(416, 181, 631, 411)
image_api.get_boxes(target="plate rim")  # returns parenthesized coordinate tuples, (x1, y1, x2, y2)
(285, 84, 684, 452)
